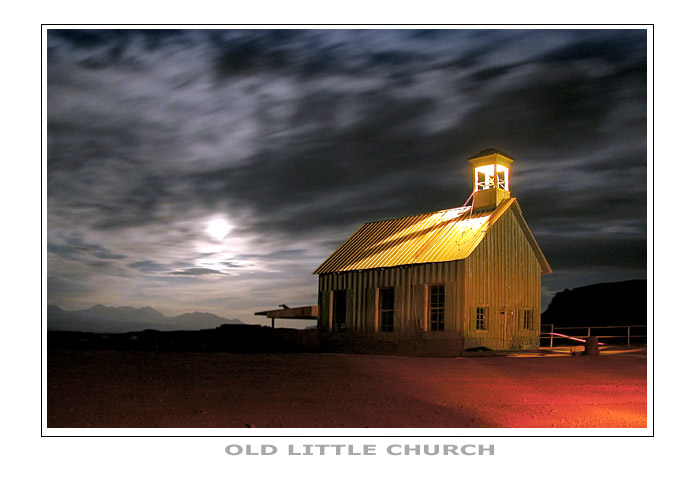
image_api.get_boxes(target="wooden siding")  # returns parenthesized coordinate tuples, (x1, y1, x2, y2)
(318, 260, 464, 342)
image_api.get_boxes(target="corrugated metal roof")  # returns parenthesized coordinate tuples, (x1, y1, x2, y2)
(313, 198, 517, 274)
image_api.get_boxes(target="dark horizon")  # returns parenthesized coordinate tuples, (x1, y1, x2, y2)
(47, 28, 648, 325)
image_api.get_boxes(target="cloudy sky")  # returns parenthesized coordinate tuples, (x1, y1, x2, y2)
(46, 28, 647, 325)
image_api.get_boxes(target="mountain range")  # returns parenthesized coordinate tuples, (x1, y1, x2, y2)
(542, 279, 647, 327)
(47, 304, 244, 333)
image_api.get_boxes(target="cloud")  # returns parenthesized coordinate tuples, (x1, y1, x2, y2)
(169, 268, 229, 276)
(46, 28, 648, 318)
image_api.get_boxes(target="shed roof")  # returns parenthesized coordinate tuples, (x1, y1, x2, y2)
(313, 198, 551, 274)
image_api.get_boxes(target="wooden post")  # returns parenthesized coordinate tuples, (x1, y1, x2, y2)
(627, 326, 631, 347)
(550, 324, 554, 348)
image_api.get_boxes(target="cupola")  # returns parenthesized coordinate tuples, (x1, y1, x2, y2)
(468, 148, 515, 212)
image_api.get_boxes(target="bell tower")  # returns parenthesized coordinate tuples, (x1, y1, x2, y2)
(468, 148, 515, 212)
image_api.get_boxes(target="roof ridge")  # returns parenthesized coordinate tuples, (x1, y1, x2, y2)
(362, 205, 472, 225)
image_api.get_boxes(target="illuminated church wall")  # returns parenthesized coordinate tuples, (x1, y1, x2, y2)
(317, 209, 543, 350)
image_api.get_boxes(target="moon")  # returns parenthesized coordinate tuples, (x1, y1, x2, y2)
(206, 219, 232, 240)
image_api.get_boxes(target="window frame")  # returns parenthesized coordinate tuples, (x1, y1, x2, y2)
(377, 287, 395, 332)
(475, 305, 488, 331)
(522, 308, 533, 331)
(428, 283, 445, 331)
(332, 289, 347, 333)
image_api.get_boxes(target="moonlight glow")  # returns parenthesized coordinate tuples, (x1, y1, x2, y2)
(207, 219, 232, 241)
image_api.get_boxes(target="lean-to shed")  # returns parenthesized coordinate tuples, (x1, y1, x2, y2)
(313, 148, 552, 352)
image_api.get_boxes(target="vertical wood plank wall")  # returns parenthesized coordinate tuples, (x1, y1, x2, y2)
(317, 206, 543, 350)
(463, 209, 542, 349)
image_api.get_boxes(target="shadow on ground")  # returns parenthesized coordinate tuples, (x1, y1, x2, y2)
(47, 350, 494, 428)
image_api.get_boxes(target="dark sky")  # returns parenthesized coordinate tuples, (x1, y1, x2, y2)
(46, 28, 647, 325)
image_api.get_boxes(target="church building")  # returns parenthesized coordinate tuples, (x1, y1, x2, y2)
(313, 148, 552, 353)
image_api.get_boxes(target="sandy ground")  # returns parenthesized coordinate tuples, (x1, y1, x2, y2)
(47, 349, 647, 428)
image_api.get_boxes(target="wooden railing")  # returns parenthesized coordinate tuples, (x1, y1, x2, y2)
(540, 324, 647, 348)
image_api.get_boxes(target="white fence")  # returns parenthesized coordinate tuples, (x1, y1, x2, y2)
(540, 324, 647, 348)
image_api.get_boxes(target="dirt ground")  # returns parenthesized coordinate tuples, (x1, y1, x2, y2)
(47, 349, 647, 428)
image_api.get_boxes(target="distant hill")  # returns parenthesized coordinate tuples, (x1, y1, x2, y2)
(47, 304, 245, 333)
(542, 279, 647, 327)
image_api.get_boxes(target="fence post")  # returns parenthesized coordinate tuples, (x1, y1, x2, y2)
(550, 324, 554, 348)
(627, 326, 631, 347)
(587, 327, 591, 337)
